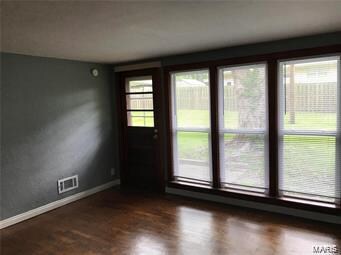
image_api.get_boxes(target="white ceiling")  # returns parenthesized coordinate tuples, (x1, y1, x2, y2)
(1, 0, 341, 64)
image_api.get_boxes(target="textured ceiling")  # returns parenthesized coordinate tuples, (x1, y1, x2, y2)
(1, 1, 341, 63)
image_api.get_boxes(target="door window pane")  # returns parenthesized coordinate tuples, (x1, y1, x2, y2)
(127, 111, 154, 127)
(173, 70, 210, 128)
(126, 77, 153, 93)
(126, 93, 153, 110)
(125, 76, 154, 127)
(175, 132, 211, 182)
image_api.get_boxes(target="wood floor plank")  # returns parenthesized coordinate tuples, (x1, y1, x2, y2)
(1, 188, 340, 255)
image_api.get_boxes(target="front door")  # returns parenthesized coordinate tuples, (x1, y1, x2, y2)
(118, 68, 164, 192)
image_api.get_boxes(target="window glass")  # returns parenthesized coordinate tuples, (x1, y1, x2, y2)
(174, 70, 210, 128)
(279, 56, 340, 203)
(222, 66, 266, 130)
(127, 111, 154, 127)
(175, 132, 211, 181)
(126, 94, 153, 110)
(281, 59, 337, 131)
(219, 64, 268, 193)
(125, 76, 154, 127)
(172, 70, 212, 183)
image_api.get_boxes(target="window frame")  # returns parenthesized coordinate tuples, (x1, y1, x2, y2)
(278, 55, 340, 204)
(164, 45, 341, 214)
(125, 75, 155, 127)
(217, 63, 270, 194)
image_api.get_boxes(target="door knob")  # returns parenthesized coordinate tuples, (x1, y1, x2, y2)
(153, 134, 158, 139)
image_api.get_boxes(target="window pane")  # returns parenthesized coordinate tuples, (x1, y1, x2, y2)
(174, 132, 211, 182)
(173, 70, 210, 128)
(281, 58, 338, 131)
(218, 64, 268, 193)
(127, 111, 154, 127)
(220, 134, 266, 192)
(279, 56, 340, 204)
(221, 65, 266, 130)
(126, 93, 153, 110)
(281, 135, 336, 203)
(126, 77, 153, 93)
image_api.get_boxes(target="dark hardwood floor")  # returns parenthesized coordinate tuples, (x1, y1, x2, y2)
(1, 188, 340, 255)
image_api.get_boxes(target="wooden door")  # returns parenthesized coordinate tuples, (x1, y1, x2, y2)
(118, 68, 164, 192)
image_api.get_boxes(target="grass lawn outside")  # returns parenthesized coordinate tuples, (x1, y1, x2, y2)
(176, 109, 336, 130)
(128, 109, 337, 201)
(174, 110, 337, 201)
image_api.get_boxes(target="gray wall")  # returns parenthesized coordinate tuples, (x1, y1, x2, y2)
(161, 31, 341, 66)
(114, 31, 341, 67)
(0, 53, 119, 220)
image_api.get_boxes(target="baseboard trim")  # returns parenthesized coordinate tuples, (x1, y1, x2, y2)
(166, 187, 341, 225)
(0, 179, 121, 229)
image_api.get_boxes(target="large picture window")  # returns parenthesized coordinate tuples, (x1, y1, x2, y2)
(167, 49, 341, 212)
(279, 56, 340, 203)
(218, 64, 268, 193)
(171, 70, 212, 184)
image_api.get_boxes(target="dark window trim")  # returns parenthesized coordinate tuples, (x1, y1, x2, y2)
(164, 44, 341, 215)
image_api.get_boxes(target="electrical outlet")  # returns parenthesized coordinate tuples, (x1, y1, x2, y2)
(110, 168, 115, 176)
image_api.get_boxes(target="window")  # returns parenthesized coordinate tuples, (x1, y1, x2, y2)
(171, 70, 212, 184)
(218, 64, 268, 193)
(125, 76, 154, 127)
(167, 49, 341, 212)
(279, 56, 340, 203)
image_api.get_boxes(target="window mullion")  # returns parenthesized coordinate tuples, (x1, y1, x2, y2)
(337, 58, 341, 206)
(268, 60, 279, 198)
(209, 66, 220, 189)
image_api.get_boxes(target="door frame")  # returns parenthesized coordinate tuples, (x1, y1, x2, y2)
(116, 68, 165, 192)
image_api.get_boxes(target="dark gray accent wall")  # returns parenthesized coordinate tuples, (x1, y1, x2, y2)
(0, 53, 118, 220)
(161, 31, 341, 66)
(113, 32, 341, 67)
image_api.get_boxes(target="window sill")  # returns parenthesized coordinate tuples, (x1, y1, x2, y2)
(167, 181, 340, 215)
(278, 196, 337, 210)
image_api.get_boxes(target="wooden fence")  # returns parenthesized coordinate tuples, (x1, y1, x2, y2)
(129, 82, 337, 113)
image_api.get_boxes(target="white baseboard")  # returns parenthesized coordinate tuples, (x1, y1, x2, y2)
(166, 187, 341, 225)
(0, 179, 120, 229)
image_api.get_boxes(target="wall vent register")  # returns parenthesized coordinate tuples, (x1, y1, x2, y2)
(58, 175, 79, 194)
